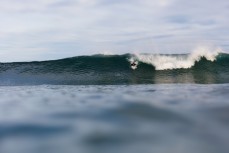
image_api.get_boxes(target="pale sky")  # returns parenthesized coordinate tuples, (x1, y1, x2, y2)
(0, 0, 229, 62)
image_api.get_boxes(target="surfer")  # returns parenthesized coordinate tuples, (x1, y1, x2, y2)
(131, 62, 137, 67)
(130, 61, 138, 70)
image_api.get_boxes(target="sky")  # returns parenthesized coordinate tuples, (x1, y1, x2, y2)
(0, 0, 229, 62)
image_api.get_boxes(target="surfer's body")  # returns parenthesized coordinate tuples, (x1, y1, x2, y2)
(131, 62, 137, 67)
(130, 61, 138, 70)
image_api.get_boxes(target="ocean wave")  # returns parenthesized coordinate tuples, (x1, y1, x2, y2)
(0, 49, 228, 85)
(133, 47, 221, 70)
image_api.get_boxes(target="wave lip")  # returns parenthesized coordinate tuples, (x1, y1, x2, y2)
(134, 47, 221, 70)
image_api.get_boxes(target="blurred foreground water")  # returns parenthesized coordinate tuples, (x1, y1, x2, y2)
(0, 84, 229, 153)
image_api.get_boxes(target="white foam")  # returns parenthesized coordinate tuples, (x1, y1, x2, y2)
(128, 57, 139, 70)
(134, 46, 221, 70)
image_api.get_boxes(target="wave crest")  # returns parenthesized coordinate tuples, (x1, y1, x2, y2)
(134, 47, 221, 70)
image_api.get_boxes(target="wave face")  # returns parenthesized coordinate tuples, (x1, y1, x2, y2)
(0, 53, 228, 85)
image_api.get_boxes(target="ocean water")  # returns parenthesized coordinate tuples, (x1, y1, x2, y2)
(0, 52, 228, 85)
(0, 84, 229, 153)
(0, 52, 229, 153)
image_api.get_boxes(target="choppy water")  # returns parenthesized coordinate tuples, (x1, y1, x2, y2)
(0, 84, 229, 153)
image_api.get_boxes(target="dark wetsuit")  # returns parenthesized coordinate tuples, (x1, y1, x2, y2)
(131, 62, 137, 66)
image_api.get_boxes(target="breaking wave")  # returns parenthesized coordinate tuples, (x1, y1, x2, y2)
(133, 47, 221, 70)
(0, 48, 228, 85)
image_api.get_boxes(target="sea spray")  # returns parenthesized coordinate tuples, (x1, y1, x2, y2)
(134, 46, 221, 70)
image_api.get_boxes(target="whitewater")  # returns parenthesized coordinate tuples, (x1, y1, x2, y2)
(131, 46, 221, 70)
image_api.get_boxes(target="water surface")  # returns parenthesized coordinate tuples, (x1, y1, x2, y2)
(0, 84, 228, 153)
